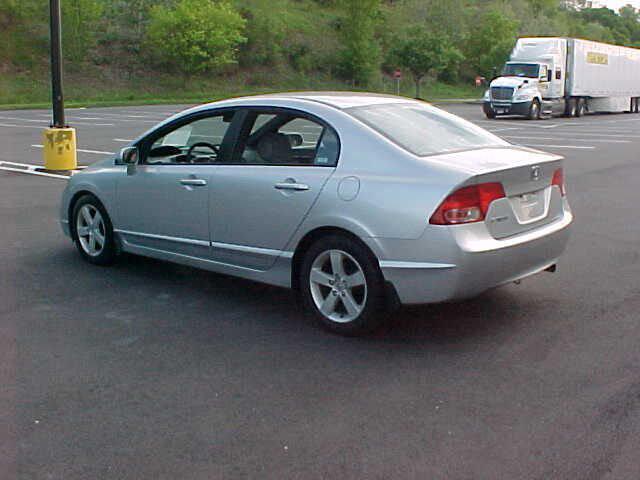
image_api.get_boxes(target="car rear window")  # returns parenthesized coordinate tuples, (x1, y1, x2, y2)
(346, 102, 507, 156)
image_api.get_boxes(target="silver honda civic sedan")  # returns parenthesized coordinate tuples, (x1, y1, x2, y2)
(60, 92, 572, 334)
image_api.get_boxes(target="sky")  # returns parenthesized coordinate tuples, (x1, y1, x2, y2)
(599, 0, 640, 10)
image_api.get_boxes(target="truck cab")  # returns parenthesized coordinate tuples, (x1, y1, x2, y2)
(484, 38, 568, 119)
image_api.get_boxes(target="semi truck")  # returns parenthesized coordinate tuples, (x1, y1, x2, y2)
(483, 37, 640, 119)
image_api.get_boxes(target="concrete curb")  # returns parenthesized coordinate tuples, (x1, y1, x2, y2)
(431, 98, 483, 105)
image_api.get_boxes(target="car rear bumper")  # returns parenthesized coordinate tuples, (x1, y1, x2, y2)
(379, 205, 572, 305)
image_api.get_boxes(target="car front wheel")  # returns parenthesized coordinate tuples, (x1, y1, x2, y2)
(300, 235, 386, 335)
(72, 194, 117, 265)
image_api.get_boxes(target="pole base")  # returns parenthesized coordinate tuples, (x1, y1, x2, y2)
(43, 127, 77, 171)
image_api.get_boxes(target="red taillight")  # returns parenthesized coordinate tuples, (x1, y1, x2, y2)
(429, 182, 506, 225)
(552, 168, 565, 196)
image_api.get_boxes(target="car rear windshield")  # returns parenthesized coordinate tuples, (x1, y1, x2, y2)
(347, 102, 507, 156)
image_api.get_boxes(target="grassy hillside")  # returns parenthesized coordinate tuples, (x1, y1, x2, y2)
(1, 0, 638, 108)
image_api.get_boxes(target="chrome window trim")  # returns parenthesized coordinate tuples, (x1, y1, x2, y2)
(114, 229, 294, 258)
(114, 229, 210, 247)
(379, 261, 456, 269)
(121, 240, 266, 273)
(211, 241, 294, 259)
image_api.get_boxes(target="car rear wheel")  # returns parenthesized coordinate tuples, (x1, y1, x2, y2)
(300, 235, 386, 335)
(72, 195, 117, 265)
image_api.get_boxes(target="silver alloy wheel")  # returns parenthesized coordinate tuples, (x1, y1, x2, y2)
(76, 204, 106, 257)
(309, 249, 367, 323)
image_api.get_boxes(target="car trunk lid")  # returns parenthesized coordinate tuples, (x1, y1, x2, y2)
(427, 146, 565, 239)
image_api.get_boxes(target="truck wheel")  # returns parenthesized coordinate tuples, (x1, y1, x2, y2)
(528, 100, 541, 120)
(575, 98, 586, 117)
(483, 104, 496, 119)
(565, 99, 576, 117)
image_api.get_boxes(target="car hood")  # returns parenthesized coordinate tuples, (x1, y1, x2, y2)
(81, 157, 116, 172)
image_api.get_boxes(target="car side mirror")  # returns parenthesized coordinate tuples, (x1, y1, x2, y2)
(119, 146, 138, 165)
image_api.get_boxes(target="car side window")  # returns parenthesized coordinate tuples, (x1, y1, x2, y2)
(145, 112, 235, 165)
(236, 112, 339, 166)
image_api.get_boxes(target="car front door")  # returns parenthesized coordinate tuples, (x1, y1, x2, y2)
(115, 110, 239, 257)
(209, 109, 340, 270)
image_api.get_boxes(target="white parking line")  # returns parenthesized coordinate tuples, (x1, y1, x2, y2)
(533, 126, 639, 134)
(31, 144, 114, 155)
(76, 116, 158, 124)
(486, 127, 525, 133)
(0, 161, 70, 179)
(0, 123, 47, 129)
(519, 143, 596, 150)
(36, 112, 161, 123)
(510, 131, 635, 138)
(114, 138, 134, 142)
(0, 116, 114, 126)
(503, 135, 630, 143)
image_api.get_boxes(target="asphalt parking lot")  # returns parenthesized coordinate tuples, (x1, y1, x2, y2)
(2, 102, 640, 479)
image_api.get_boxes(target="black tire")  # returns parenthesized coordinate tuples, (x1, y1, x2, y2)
(575, 98, 586, 117)
(71, 194, 117, 266)
(483, 103, 496, 119)
(528, 100, 541, 120)
(299, 235, 386, 335)
(563, 99, 573, 117)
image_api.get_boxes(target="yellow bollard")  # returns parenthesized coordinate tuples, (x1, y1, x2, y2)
(43, 127, 77, 170)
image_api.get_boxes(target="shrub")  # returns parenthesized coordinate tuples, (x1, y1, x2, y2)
(145, 0, 247, 74)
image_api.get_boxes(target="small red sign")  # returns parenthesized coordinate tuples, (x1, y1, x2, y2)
(393, 69, 402, 79)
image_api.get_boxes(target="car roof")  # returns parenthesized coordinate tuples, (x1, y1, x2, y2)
(200, 91, 418, 111)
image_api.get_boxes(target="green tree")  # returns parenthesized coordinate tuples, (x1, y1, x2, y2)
(465, 9, 519, 79)
(145, 0, 247, 74)
(0, 0, 48, 67)
(575, 21, 616, 43)
(380, 0, 469, 82)
(237, 0, 288, 66)
(62, 0, 104, 63)
(337, 0, 381, 86)
(391, 27, 463, 98)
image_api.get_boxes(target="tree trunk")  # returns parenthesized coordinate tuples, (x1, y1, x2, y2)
(414, 76, 422, 99)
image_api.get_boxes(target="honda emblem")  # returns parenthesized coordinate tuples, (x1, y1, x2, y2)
(531, 166, 541, 181)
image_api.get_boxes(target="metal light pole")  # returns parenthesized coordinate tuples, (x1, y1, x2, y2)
(43, 0, 77, 171)
(49, 0, 65, 128)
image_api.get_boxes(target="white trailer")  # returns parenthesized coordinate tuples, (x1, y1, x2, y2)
(483, 37, 640, 119)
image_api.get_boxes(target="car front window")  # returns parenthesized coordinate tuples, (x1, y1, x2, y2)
(347, 102, 507, 156)
(147, 114, 234, 164)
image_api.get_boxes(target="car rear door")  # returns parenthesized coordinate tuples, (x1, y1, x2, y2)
(209, 108, 340, 270)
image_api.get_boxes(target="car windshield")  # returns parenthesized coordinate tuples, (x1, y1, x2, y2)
(347, 102, 507, 156)
(503, 63, 540, 78)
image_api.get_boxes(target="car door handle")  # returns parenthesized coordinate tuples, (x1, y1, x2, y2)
(180, 178, 207, 187)
(274, 182, 309, 191)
